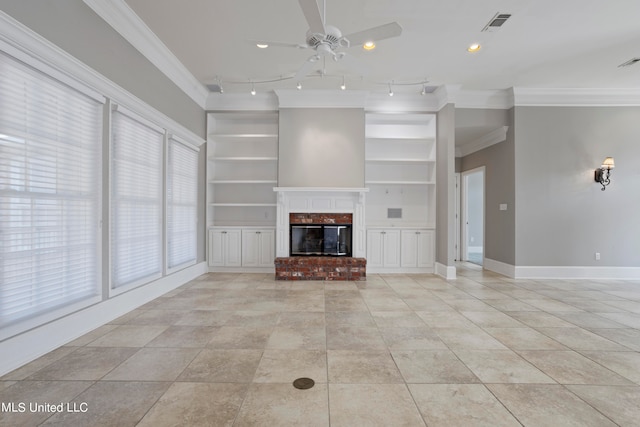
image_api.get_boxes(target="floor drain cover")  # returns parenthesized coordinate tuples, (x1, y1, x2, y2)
(293, 378, 315, 390)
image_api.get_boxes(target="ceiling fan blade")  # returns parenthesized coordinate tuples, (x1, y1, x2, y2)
(247, 40, 308, 49)
(298, 0, 326, 34)
(343, 22, 402, 46)
(294, 55, 320, 81)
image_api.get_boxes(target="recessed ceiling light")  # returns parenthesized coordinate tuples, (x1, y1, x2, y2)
(256, 43, 269, 49)
(363, 41, 376, 51)
(467, 43, 481, 53)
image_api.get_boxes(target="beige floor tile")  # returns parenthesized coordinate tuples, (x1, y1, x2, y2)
(254, 350, 327, 383)
(138, 382, 247, 427)
(453, 349, 555, 384)
(225, 311, 280, 327)
(329, 384, 425, 427)
(178, 349, 262, 382)
(362, 296, 412, 312)
(518, 350, 635, 385)
(1, 346, 78, 380)
(28, 347, 137, 380)
(460, 311, 525, 328)
(0, 380, 91, 427)
(506, 311, 576, 327)
(535, 327, 629, 351)
(566, 385, 640, 426)
(371, 311, 427, 328)
(487, 384, 618, 426)
(63, 324, 119, 346)
(324, 296, 369, 312)
(102, 347, 200, 381)
(588, 328, 640, 351)
(40, 381, 169, 426)
(324, 311, 376, 327)
(235, 383, 329, 427)
(580, 351, 640, 384)
(379, 327, 448, 350)
(392, 350, 480, 383)
(409, 384, 521, 427)
(145, 325, 217, 348)
(326, 326, 387, 350)
(207, 326, 273, 349)
(277, 312, 326, 328)
(433, 327, 508, 350)
(173, 309, 231, 326)
(328, 350, 403, 383)
(123, 309, 186, 325)
(266, 326, 326, 350)
(415, 311, 476, 328)
(86, 325, 169, 347)
(596, 312, 640, 328)
(484, 327, 567, 350)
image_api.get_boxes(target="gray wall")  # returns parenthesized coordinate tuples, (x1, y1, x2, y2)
(278, 108, 365, 188)
(461, 108, 516, 265)
(514, 106, 640, 267)
(436, 104, 456, 267)
(0, 0, 205, 138)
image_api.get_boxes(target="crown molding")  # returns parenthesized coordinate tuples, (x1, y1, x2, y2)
(206, 92, 279, 111)
(82, 0, 209, 108)
(513, 87, 640, 106)
(0, 10, 203, 145)
(457, 126, 509, 157)
(455, 89, 514, 109)
(275, 89, 370, 108)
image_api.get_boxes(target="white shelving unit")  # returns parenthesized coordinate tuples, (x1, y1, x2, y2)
(365, 112, 437, 229)
(207, 111, 279, 227)
(206, 111, 278, 272)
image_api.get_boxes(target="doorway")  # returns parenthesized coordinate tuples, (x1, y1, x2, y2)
(461, 167, 484, 265)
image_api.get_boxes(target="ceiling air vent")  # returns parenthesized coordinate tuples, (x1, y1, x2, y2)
(482, 13, 512, 32)
(618, 57, 640, 68)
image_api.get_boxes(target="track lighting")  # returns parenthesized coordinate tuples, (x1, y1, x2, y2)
(250, 82, 256, 96)
(420, 85, 426, 95)
(340, 76, 346, 90)
(296, 82, 302, 90)
(388, 82, 394, 97)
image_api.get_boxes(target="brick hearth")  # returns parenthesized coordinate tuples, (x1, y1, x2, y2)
(275, 256, 366, 281)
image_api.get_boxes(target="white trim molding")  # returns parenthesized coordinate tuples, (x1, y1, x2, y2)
(514, 266, 640, 280)
(82, 0, 209, 108)
(455, 89, 514, 109)
(435, 262, 457, 280)
(275, 89, 370, 108)
(483, 258, 517, 278)
(513, 87, 640, 107)
(458, 126, 509, 157)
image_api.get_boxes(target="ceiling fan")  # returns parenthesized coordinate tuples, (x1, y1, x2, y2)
(254, 0, 402, 81)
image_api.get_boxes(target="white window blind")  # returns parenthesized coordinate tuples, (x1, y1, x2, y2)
(110, 108, 163, 289)
(167, 138, 198, 270)
(0, 51, 103, 328)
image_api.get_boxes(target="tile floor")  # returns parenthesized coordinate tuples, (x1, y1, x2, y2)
(1, 263, 640, 426)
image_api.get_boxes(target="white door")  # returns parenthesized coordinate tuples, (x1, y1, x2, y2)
(461, 167, 485, 265)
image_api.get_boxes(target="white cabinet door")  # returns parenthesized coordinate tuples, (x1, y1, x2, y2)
(242, 229, 275, 267)
(401, 230, 419, 268)
(366, 230, 385, 268)
(367, 229, 401, 268)
(416, 229, 434, 268)
(400, 229, 434, 268)
(209, 228, 241, 267)
(383, 229, 401, 268)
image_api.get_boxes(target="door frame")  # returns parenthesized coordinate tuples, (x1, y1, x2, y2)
(461, 166, 485, 263)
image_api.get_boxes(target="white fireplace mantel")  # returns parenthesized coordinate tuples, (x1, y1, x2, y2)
(273, 187, 368, 258)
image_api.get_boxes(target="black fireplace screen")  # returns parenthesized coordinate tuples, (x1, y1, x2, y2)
(290, 224, 352, 256)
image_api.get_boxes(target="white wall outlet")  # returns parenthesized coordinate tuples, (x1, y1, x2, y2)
(499, 204, 507, 211)
(595, 252, 601, 261)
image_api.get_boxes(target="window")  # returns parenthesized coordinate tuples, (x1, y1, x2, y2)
(0, 51, 103, 330)
(110, 108, 164, 290)
(167, 137, 199, 270)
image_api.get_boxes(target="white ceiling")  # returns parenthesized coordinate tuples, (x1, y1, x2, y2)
(122, 0, 640, 95)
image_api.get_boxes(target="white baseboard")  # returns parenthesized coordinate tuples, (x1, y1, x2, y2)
(483, 258, 516, 278)
(483, 259, 640, 280)
(435, 262, 457, 280)
(0, 261, 207, 377)
(514, 266, 640, 280)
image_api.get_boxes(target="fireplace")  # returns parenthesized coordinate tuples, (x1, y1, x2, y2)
(290, 224, 352, 256)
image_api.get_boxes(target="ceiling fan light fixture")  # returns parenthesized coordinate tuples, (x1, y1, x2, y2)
(467, 43, 481, 53)
(363, 41, 376, 50)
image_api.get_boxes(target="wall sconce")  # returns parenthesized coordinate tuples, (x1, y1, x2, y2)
(594, 157, 615, 190)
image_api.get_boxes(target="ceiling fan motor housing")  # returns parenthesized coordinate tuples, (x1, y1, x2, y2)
(306, 25, 348, 50)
